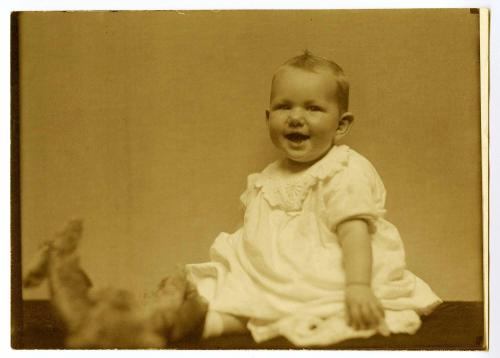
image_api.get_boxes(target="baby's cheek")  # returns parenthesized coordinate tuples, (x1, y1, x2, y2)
(268, 129, 281, 144)
(267, 120, 281, 135)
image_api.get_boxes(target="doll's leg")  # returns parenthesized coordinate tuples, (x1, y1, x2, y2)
(49, 220, 94, 332)
(22, 219, 94, 332)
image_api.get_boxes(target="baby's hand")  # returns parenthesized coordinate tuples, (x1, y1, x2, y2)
(345, 284, 384, 330)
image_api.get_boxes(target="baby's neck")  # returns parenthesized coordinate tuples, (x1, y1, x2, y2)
(282, 158, 314, 173)
(280, 158, 316, 174)
(281, 150, 331, 174)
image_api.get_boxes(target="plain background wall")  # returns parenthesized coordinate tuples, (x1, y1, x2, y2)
(19, 10, 482, 301)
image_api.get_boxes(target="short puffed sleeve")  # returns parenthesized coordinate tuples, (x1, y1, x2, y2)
(322, 153, 386, 233)
(239, 173, 260, 208)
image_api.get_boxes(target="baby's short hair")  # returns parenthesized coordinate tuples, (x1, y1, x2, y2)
(274, 50, 350, 113)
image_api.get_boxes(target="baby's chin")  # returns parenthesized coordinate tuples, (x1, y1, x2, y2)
(281, 143, 333, 164)
(283, 150, 330, 166)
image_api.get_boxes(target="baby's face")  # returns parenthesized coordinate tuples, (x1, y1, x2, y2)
(267, 66, 346, 164)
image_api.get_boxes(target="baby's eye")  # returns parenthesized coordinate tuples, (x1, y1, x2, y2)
(273, 104, 291, 111)
(307, 105, 323, 112)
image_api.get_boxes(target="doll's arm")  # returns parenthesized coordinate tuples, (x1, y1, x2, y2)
(337, 219, 384, 330)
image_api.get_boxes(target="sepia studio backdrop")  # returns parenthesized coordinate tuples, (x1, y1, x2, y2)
(19, 10, 482, 301)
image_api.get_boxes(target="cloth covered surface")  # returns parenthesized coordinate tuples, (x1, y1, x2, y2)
(17, 300, 485, 349)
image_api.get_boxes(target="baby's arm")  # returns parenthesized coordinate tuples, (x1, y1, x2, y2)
(337, 219, 384, 330)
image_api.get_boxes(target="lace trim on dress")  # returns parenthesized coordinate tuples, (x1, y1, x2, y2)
(244, 145, 350, 212)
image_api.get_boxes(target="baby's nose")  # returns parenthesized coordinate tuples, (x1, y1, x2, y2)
(288, 108, 305, 126)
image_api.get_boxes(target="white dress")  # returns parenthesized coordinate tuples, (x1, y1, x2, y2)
(186, 145, 442, 346)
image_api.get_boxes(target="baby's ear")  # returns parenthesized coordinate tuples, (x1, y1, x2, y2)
(335, 112, 354, 140)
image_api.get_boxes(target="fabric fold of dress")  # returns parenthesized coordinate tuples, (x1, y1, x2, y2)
(186, 145, 442, 346)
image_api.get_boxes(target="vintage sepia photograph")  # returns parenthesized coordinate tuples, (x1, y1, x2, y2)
(11, 8, 487, 350)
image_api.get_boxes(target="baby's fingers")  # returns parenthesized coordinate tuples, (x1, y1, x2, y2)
(347, 303, 378, 330)
(360, 304, 377, 329)
(347, 304, 362, 330)
(365, 304, 384, 328)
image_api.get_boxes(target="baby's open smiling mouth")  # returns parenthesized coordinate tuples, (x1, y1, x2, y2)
(285, 133, 310, 142)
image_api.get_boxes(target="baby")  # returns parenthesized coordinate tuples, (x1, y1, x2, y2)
(183, 51, 442, 345)
(24, 51, 442, 347)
